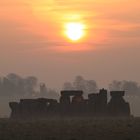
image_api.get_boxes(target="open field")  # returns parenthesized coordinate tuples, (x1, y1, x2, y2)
(0, 117, 140, 140)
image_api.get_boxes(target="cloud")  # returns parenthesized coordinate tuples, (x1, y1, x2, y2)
(0, 0, 140, 54)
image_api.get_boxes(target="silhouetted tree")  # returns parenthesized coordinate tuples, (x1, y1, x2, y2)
(40, 83, 48, 97)
(0, 78, 2, 93)
(23, 76, 38, 97)
(109, 80, 123, 91)
(0, 73, 59, 99)
(73, 76, 86, 91)
(7, 73, 21, 85)
(109, 80, 140, 96)
(6, 73, 24, 96)
(0, 74, 38, 97)
(39, 83, 59, 99)
(47, 89, 59, 99)
(123, 81, 140, 95)
(2, 77, 15, 96)
(63, 75, 98, 97)
(85, 80, 98, 93)
(63, 82, 74, 90)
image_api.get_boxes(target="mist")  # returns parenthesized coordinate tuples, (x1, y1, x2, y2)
(0, 74, 140, 117)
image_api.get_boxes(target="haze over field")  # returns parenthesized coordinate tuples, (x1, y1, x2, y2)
(0, 1, 140, 116)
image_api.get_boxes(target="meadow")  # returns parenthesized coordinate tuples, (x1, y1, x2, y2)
(0, 117, 140, 140)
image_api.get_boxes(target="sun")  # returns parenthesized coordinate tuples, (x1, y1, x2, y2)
(65, 22, 85, 41)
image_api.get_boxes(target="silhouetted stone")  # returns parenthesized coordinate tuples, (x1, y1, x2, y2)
(88, 88, 107, 115)
(9, 102, 20, 118)
(9, 89, 131, 119)
(59, 90, 84, 115)
(61, 90, 83, 96)
(108, 91, 130, 116)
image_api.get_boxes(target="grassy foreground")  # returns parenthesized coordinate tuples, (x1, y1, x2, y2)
(0, 117, 140, 140)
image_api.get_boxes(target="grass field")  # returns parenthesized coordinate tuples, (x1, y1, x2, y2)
(0, 117, 140, 140)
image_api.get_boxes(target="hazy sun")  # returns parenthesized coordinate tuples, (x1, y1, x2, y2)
(65, 22, 85, 41)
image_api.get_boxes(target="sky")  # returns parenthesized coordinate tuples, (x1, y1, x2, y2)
(0, 0, 140, 90)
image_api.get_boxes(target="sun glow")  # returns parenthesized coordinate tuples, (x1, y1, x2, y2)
(65, 22, 85, 41)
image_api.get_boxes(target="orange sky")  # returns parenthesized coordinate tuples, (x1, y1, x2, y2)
(0, 0, 140, 116)
(1, 0, 139, 52)
(0, 0, 140, 88)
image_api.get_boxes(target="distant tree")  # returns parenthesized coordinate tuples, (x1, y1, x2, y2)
(2, 77, 15, 96)
(47, 89, 59, 99)
(109, 80, 140, 96)
(63, 82, 74, 90)
(7, 73, 22, 86)
(23, 76, 38, 97)
(39, 83, 59, 99)
(85, 80, 98, 93)
(0, 78, 2, 93)
(122, 81, 140, 95)
(0, 74, 39, 98)
(40, 83, 48, 97)
(6, 73, 24, 96)
(73, 76, 86, 91)
(63, 75, 98, 97)
(109, 80, 123, 91)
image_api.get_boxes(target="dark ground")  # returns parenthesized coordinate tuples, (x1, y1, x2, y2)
(0, 117, 140, 140)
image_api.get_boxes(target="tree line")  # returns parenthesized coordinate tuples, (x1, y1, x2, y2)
(63, 76, 140, 97)
(0, 73, 140, 98)
(0, 73, 58, 99)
